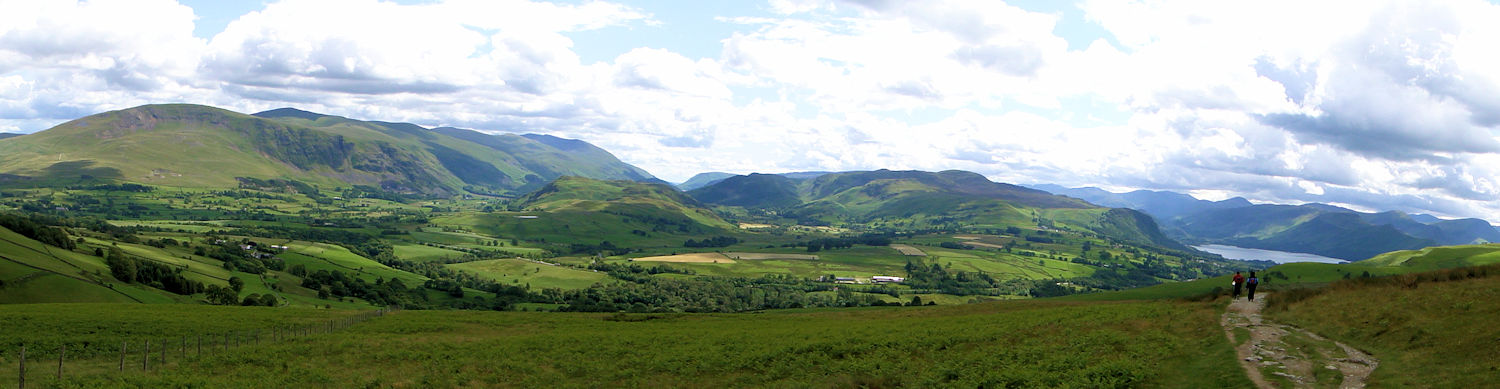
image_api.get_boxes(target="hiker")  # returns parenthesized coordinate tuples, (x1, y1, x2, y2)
(1231, 271, 1244, 298)
(1246, 271, 1259, 301)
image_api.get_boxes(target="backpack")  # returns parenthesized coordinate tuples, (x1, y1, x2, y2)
(1247, 277, 1258, 286)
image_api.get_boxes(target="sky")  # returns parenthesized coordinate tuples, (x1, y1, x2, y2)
(3, 0, 1500, 222)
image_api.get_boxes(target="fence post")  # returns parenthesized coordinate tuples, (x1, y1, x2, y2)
(119, 341, 125, 372)
(18, 344, 25, 389)
(181, 336, 185, 362)
(196, 335, 201, 357)
(142, 340, 149, 371)
(160, 339, 166, 366)
(56, 344, 64, 380)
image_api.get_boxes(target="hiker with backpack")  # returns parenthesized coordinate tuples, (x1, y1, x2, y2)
(1246, 272, 1260, 301)
(1231, 271, 1244, 298)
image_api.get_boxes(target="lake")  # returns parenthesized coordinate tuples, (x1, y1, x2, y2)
(1192, 244, 1347, 264)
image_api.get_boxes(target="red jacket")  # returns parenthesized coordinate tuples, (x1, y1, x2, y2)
(1232, 274, 1245, 285)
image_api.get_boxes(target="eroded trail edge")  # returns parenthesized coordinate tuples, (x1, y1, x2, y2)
(1220, 294, 1379, 389)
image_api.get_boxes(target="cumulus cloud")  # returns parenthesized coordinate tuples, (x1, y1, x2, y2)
(3, 0, 1500, 223)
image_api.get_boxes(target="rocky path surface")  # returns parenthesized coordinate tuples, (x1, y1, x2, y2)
(1221, 294, 1379, 388)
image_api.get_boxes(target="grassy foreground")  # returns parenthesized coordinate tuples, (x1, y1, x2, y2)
(3, 300, 1248, 388)
(1265, 264, 1500, 387)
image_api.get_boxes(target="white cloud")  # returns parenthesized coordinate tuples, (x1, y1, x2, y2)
(3, 0, 1500, 223)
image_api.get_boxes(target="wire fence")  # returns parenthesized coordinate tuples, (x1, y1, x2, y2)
(4, 307, 393, 388)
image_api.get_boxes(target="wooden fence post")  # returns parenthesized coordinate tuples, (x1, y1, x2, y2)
(18, 344, 25, 389)
(119, 342, 125, 372)
(142, 340, 149, 371)
(160, 339, 166, 366)
(56, 344, 65, 380)
(196, 335, 201, 357)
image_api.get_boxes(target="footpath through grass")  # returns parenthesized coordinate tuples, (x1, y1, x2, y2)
(1264, 264, 1500, 387)
(34, 299, 1248, 388)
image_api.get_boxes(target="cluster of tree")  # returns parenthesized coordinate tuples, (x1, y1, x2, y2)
(683, 236, 738, 248)
(299, 269, 416, 306)
(1067, 267, 1162, 291)
(67, 183, 154, 192)
(240, 293, 279, 306)
(1027, 281, 1076, 298)
(557, 276, 884, 313)
(568, 240, 632, 256)
(1024, 236, 1055, 244)
(102, 246, 206, 295)
(144, 237, 181, 248)
(0, 212, 76, 250)
(938, 241, 971, 250)
(235, 177, 321, 198)
(902, 260, 1002, 295)
(342, 185, 409, 203)
(203, 285, 240, 305)
(786, 235, 894, 252)
(193, 239, 284, 274)
(586, 261, 694, 282)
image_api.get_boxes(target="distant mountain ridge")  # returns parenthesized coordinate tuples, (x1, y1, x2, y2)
(0, 133, 23, 140)
(689, 170, 1191, 252)
(676, 171, 833, 190)
(676, 172, 736, 191)
(1030, 185, 1500, 260)
(0, 104, 659, 197)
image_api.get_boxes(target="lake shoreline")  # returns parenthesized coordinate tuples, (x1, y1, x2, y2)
(1194, 244, 1347, 264)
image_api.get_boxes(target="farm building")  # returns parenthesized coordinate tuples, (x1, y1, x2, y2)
(872, 276, 905, 283)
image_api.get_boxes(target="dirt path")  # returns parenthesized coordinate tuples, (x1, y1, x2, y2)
(1221, 293, 1379, 388)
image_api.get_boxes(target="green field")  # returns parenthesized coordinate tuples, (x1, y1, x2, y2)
(1, 299, 1247, 388)
(446, 258, 612, 290)
(283, 241, 426, 285)
(392, 243, 468, 262)
(1266, 265, 1500, 387)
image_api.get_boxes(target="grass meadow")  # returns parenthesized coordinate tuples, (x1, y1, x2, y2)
(1, 299, 1248, 388)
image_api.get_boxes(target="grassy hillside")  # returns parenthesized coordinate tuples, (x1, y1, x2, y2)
(687, 173, 801, 208)
(1265, 264, 1500, 387)
(676, 171, 734, 190)
(1, 299, 1247, 388)
(516, 176, 733, 232)
(689, 170, 1192, 253)
(0, 226, 181, 304)
(446, 258, 610, 290)
(0, 104, 658, 197)
(1063, 242, 1500, 301)
(1228, 213, 1435, 260)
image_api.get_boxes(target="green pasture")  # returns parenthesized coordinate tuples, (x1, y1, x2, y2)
(446, 259, 612, 290)
(1268, 265, 1500, 387)
(282, 242, 425, 285)
(392, 243, 468, 262)
(14, 298, 1246, 388)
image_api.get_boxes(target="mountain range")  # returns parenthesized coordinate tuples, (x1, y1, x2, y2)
(675, 171, 833, 191)
(0, 104, 657, 197)
(1030, 184, 1500, 260)
(9, 103, 1490, 262)
(687, 170, 1191, 252)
